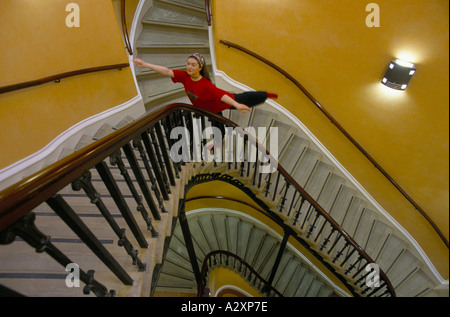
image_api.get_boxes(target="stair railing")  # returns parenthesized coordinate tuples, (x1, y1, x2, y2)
(121, 0, 133, 55)
(205, 0, 212, 26)
(197, 250, 283, 297)
(0, 63, 130, 95)
(0, 103, 395, 297)
(219, 39, 448, 249)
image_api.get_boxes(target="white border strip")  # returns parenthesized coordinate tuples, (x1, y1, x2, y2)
(0, 95, 144, 190)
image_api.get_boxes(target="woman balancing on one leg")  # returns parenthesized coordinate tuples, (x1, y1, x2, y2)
(132, 53, 277, 114)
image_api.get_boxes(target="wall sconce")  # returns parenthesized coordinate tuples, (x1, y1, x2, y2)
(381, 59, 417, 90)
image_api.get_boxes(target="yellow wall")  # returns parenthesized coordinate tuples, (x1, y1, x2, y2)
(213, 0, 448, 279)
(0, 0, 137, 169)
(208, 267, 262, 297)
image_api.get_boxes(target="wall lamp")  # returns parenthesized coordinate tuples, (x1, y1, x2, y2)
(381, 59, 417, 90)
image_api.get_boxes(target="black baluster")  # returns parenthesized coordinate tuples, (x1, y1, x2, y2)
(149, 128, 171, 194)
(95, 161, 148, 248)
(332, 241, 350, 264)
(141, 131, 170, 201)
(46, 194, 133, 285)
(327, 233, 343, 255)
(264, 173, 272, 197)
(0, 212, 117, 296)
(272, 172, 282, 201)
(320, 227, 336, 251)
(287, 190, 297, 218)
(292, 197, 305, 226)
(301, 204, 314, 230)
(278, 183, 290, 212)
(72, 171, 146, 271)
(122, 143, 161, 220)
(154, 121, 176, 185)
(133, 136, 167, 213)
(109, 151, 157, 237)
(345, 256, 363, 275)
(306, 212, 320, 239)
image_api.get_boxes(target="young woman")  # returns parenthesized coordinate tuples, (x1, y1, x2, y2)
(132, 53, 277, 114)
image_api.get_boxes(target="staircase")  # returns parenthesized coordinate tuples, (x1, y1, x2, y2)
(156, 209, 336, 297)
(134, 0, 211, 110)
(0, 0, 445, 298)
(130, 0, 443, 297)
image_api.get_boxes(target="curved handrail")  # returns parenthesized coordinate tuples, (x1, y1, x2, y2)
(121, 0, 133, 55)
(219, 39, 449, 249)
(197, 250, 283, 297)
(205, 0, 212, 26)
(0, 103, 396, 296)
(0, 63, 130, 95)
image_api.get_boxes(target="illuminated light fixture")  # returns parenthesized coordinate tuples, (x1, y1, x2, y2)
(381, 58, 417, 90)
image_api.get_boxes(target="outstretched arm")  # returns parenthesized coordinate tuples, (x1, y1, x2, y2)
(132, 58, 174, 78)
(221, 95, 252, 113)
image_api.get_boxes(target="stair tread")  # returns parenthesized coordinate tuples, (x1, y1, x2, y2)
(143, 4, 207, 29)
(137, 26, 209, 48)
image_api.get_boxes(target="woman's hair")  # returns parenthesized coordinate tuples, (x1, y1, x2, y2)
(189, 53, 211, 81)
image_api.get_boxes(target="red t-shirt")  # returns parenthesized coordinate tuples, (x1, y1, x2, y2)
(171, 70, 234, 113)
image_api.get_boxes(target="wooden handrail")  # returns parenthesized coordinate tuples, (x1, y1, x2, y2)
(0, 103, 396, 296)
(121, 0, 133, 55)
(205, 0, 212, 26)
(0, 63, 130, 95)
(219, 39, 449, 249)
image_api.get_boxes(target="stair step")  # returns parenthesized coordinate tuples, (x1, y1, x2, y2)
(158, 0, 206, 12)
(143, 3, 208, 30)
(137, 24, 209, 49)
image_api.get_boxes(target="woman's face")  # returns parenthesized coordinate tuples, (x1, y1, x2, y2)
(186, 57, 201, 77)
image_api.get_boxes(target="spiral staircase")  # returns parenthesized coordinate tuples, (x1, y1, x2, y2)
(0, 0, 446, 297)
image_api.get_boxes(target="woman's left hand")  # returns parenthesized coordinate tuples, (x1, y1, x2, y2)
(235, 103, 252, 113)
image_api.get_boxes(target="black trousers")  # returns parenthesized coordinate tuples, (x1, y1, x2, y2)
(233, 91, 269, 107)
(212, 91, 268, 142)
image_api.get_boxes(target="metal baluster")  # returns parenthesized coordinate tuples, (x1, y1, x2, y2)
(327, 233, 343, 255)
(122, 143, 161, 221)
(278, 183, 290, 212)
(149, 127, 171, 194)
(320, 227, 336, 251)
(95, 161, 148, 248)
(272, 172, 282, 201)
(287, 190, 297, 218)
(46, 194, 133, 285)
(133, 136, 167, 213)
(345, 255, 363, 275)
(307, 212, 321, 239)
(72, 171, 146, 271)
(109, 151, 157, 237)
(154, 121, 176, 185)
(141, 131, 170, 200)
(0, 212, 117, 296)
(332, 241, 350, 264)
(301, 204, 314, 230)
(292, 196, 305, 226)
